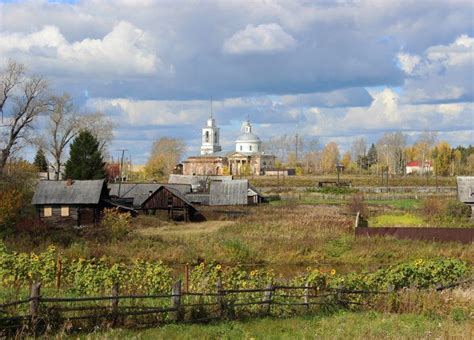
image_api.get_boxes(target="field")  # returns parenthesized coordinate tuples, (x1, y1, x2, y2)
(247, 174, 457, 188)
(2, 189, 473, 338)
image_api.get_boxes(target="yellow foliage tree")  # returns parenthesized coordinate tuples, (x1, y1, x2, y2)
(433, 141, 452, 176)
(144, 138, 185, 180)
(321, 142, 340, 173)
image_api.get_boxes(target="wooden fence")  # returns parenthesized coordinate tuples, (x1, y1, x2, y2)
(0, 280, 388, 334)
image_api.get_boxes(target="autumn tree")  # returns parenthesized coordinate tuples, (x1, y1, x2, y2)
(64, 130, 106, 180)
(0, 60, 49, 172)
(321, 142, 340, 173)
(432, 141, 452, 176)
(145, 137, 185, 180)
(341, 151, 352, 171)
(33, 148, 48, 172)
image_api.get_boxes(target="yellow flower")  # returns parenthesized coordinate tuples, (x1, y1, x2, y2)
(199, 262, 205, 267)
(330, 269, 336, 276)
(250, 271, 256, 277)
(216, 264, 222, 270)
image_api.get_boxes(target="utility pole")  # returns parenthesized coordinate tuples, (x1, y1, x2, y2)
(295, 133, 298, 165)
(116, 149, 128, 197)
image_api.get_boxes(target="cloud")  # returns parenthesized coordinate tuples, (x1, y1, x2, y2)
(0, 21, 161, 76)
(223, 23, 296, 54)
(399, 35, 473, 104)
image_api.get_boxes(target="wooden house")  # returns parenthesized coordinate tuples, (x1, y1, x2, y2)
(31, 179, 109, 228)
(108, 183, 191, 209)
(141, 185, 198, 221)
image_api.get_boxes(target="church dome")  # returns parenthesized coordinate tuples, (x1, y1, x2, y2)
(236, 131, 261, 142)
(235, 119, 261, 154)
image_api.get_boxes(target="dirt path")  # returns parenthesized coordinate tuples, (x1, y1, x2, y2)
(136, 220, 235, 237)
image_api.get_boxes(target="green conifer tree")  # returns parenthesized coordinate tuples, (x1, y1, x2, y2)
(367, 143, 378, 168)
(64, 130, 106, 180)
(33, 148, 48, 172)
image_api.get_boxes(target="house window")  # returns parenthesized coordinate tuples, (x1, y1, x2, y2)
(44, 206, 52, 217)
(61, 206, 70, 217)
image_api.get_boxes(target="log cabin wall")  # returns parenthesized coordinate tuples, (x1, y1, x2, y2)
(36, 204, 100, 228)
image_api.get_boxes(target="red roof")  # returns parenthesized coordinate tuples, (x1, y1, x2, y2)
(406, 160, 432, 167)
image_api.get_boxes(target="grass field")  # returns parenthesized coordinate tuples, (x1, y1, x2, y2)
(247, 174, 457, 188)
(73, 311, 472, 339)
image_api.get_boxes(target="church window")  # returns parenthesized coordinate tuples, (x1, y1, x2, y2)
(249, 145, 252, 151)
(214, 132, 217, 142)
(205, 131, 209, 142)
(240, 145, 242, 151)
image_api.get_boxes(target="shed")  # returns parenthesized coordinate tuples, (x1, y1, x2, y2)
(457, 176, 474, 204)
(209, 180, 248, 206)
(109, 183, 191, 208)
(456, 176, 474, 219)
(141, 185, 198, 221)
(31, 179, 109, 227)
(248, 183, 266, 204)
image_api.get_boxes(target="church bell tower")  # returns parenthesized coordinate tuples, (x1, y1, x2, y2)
(200, 114, 222, 155)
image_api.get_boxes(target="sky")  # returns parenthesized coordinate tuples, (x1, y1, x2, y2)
(0, 0, 473, 164)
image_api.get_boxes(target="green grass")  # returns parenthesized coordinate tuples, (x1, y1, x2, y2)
(72, 311, 472, 339)
(367, 199, 420, 210)
(370, 213, 425, 227)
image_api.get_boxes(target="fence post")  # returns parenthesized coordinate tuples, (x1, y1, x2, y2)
(216, 278, 226, 319)
(303, 282, 310, 309)
(262, 281, 273, 315)
(29, 281, 41, 319)
(172, 280, 183, 322)
(111, 283, 119, 324)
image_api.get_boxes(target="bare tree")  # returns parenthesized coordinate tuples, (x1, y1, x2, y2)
(43, 93, 80, 180)
(80, 111, 115, 155)
(351, 137, 367, 160)
(376, 132, 407, 175)
(0, 61, 49, 171)
(0, 60, 25, 115)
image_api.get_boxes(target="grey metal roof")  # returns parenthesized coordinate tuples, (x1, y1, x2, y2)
(185, 193, 210, 205)
(235, 132, 261, 142)
(209, 180, 248, 206)
(168, 175, 233, 191)
(109, 183, 192, 207)
(31, 180, 106, 205)
(457, 176, 474, 203)
(248, 183, 263, 197)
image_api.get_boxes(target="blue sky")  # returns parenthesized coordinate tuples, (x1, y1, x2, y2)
(0, 0, 472, 164)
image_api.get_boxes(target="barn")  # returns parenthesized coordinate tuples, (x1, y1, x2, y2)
(108, 183, 192, 211)
(141, 185, 198, 221)
(31, 179, 109, 228)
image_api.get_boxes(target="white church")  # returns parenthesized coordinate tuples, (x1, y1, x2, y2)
(182, 115, 276, 176)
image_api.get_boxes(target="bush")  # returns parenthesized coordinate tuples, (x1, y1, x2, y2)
(0, 189, 23, 234)
(347, 193, 367, 217)
(444, 200, 471, 219)
(421, 196, 444, 217)
(100, 208, 132, 240)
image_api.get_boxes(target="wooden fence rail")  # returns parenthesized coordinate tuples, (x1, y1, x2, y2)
(0, 277, 472, 335)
